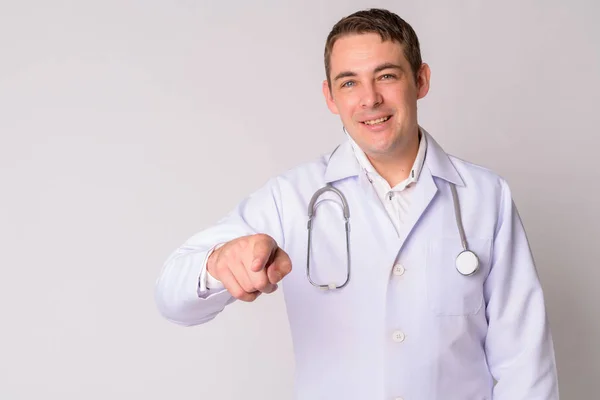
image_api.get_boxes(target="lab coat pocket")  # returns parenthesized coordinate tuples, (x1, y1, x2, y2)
(426, 236, 491, 316)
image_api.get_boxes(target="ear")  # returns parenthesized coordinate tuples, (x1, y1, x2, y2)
(322, 79, 339, 115)
(416, 63, 431, 100)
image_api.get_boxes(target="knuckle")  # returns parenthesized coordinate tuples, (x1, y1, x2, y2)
(254, 233, 268, 241)
(239, 281, 255, 293)
(215, 262, 229, 276)
(238, 237, 250, 250)
(255, 279, 270, 291)
(255, 233, 274, 246)
(219, 248, 233, 262)
(229, 286, 245, 299)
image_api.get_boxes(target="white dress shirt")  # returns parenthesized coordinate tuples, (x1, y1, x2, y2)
(346, 128, 427, 236)
(199, 129, 428, 293)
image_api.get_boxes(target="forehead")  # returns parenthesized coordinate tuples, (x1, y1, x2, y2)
(329, 33, 407, 73)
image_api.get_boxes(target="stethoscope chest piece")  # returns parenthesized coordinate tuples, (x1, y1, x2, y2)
(455, 250, 479, 276)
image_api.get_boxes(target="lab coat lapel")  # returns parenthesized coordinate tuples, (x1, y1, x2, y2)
(397, 166, 438, 251)
(324, 139, 401, 248)
(421, 128, 464, 188)
(397, 129, 465, 250)
(322, 128, 465, 265)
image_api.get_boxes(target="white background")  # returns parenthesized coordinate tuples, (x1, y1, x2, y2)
(1, 1, 598, 398)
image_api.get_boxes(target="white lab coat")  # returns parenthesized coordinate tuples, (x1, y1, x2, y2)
(155, 127, 559, 399)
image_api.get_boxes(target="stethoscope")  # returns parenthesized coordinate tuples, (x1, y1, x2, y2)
(306, 176, 479, 290)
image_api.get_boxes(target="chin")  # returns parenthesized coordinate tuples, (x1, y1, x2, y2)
(363, 143, 392, 156)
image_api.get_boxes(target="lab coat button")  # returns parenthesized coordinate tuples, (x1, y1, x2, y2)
(393, 264, 405, 276)
(392, 330, 405, 342)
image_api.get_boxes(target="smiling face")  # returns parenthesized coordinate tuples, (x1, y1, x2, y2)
(323, 33, 431, 163)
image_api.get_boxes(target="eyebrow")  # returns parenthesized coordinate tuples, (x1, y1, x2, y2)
(333, 63, 405, 82)
(374, 62, 404, 74)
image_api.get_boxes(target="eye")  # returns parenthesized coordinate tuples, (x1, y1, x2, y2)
(341, 80, 355, 88)
(380, 73, 397, 80)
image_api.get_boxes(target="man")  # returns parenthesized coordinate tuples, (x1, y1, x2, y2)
(155, 8, 559, 399)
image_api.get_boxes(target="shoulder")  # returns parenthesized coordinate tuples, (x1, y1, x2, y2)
(272, 145, 338, 186)
(446, 154, 521, 236)
(447, 154, 512, 197)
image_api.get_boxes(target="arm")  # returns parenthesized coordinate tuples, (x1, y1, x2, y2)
(154, 177, 286, 326)
(484, 179, 559, 399)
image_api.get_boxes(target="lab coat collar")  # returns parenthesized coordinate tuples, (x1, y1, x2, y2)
(420, 126, 464, 187)
(322, 138, 362, 184)
(324, 125, 464, 187)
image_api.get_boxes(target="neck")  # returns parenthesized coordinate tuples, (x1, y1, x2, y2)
(367, 133, 420, 187)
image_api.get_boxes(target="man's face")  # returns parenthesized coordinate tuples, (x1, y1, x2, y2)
(323, 33, 430, 161)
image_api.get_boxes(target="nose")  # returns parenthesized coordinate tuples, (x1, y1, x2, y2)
(360, 82, 383, 108)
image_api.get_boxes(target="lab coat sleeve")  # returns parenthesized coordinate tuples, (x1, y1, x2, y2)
(154, 176, 286, 327)
(484, 179, 559, 399)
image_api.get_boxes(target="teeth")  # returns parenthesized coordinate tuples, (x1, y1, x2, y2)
(363, 116, 390, 125)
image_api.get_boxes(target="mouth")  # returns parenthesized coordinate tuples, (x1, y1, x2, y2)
(360, 115, 392, 126)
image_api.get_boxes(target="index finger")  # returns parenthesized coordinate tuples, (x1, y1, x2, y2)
(266, 247, 292, 284)
(249, 235, 276, 272)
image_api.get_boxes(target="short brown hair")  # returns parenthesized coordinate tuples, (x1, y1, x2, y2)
(324, 8, 422, 89)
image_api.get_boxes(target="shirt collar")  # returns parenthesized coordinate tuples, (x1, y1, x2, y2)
(323, 126, 464, 187)
(344, 127, 428, 189)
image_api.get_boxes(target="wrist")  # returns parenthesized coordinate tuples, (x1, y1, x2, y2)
(206, 246, 220, 279)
